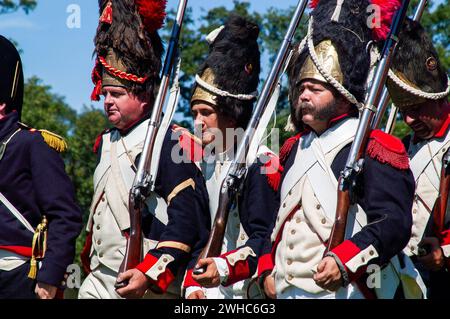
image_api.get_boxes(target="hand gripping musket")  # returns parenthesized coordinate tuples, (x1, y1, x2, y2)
(115, 0, 188, 288)
(325, 0, 411, 254)
(193, 0, 310, 275)
(371, 0, 428, 133)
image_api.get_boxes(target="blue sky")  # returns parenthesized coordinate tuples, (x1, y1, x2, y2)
(0, 0, 300, 113)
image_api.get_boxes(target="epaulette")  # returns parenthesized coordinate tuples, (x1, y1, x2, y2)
(260, 152, 283, 192)
(366, 129, 409, 170)
(93, 128, 111, 154)
(279, 132, 304, 165)
(172, 124, 203, 162)
(18, 122, 68, 153)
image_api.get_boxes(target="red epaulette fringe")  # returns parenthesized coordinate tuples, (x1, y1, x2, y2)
(366, 129, 409, 170)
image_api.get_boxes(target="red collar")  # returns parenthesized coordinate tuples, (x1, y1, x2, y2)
(327, 112, 357, 128)
(434, 110, 450, 139)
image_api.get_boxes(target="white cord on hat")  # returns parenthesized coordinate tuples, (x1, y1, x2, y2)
(306, 17, 364, 109)
(387, 69, 450, 100)
(195, 74, 258, 101)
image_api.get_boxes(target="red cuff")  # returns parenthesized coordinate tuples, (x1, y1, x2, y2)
(183, 268, 201, 288)
(136, 254, 175, 294)
(221, 250, 250, 286)
(257, 253, 274, 277)
(439, 230, 450, 246)
(331, 240, 366, 282)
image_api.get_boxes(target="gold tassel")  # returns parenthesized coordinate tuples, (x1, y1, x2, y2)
(28, 216, 48, 279)
(28, 257, 38, 279)
(39, 130, 68, 153)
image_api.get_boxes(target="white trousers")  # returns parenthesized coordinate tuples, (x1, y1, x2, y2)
(78, 264, 178, 299)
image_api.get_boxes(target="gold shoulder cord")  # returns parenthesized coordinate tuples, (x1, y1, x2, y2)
(28, 216, 48, 279)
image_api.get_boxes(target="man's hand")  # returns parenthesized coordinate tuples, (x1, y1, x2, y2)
(187, 289, 206, 299)
(313, 256, 343, 291)
(192, 258, 220, 288)
(263, 274, 276, 299)
(116, 269, 150, 299)
(418, 237, 445, 272)
(35, 282, 57, 299)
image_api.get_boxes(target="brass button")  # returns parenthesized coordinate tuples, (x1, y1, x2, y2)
(291, 229, 296, 235)
(361, 257, 365, 263)
(97, 240, 101, 245)
(316, 204, 321, 210)
(163, 258, 168, 263)
(96, 225, 100, 230)
(158, 266, 163, 271)
(240, 253, 245, 259)
(442, 148, 447, 153)
(411, 246, 415, 251)
(99, 253, 103, 258)
(369, 250, 374, 256)
(413, 209, 417, 214)
(288, 190, 292, 196)
(240, 234, 246, 240)
(101, 197, 105, 202)
(321, 218, 326, 224)
(287, 259, 292, 265)
(287, 274, 293, 281)
(296, 217, 301, 224)
(289, 244, 294, 250)
(283, 203, 287, 208)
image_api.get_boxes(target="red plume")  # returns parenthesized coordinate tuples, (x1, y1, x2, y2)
(370, 0, 402, 41)
(135, 0, 167, 34)
(310, 0, 320, 8)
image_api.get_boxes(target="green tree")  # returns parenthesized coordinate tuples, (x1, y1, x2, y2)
(0, 0, 36, 14)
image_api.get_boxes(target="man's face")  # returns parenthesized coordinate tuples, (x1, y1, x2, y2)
(293, 79, 345, 133)
(400, 100, 448, 140)
(191, 102, 235, 147)
(102, 86, 148, 130)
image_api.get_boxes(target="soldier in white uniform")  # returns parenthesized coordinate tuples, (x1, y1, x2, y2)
(182, 15, 280, 299)
(78, 0, 210, 299)
(258, 0, 425, 299)
(386, 18, 450, 299)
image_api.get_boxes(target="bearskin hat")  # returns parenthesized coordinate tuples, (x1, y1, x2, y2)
(91, 0, 166, 101)
(191, 14, 261, 129)
(0, 35, 24, 118)
(386, 18, 449, 108)
(287, 0, 401, 113)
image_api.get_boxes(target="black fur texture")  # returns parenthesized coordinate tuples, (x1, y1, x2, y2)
(288, 0, 373, 112)
(94, 0, 163, 97)
(195, 14, 261, 129)
(391, 18, 448, 94)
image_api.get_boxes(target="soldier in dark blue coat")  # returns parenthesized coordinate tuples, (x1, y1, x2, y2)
(182, 15, 280, 299)
(257, 0, 425, 299)
(78, 0, 211, 299)
(0, 35, 83, 299)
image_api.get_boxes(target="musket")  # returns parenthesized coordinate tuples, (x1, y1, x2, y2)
(325, 0, 411, 254)
(193, 0, 310, 274)
(371, 0, 428, 132)
(115, 0, 188, 288)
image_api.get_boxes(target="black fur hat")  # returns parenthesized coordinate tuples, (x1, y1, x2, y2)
(91, 0, 166, 101)
(0, 35, 24, 118)
(287, 0, 376, 112)
(191, 14, 261, 129)
(387, 18, 448, 108)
